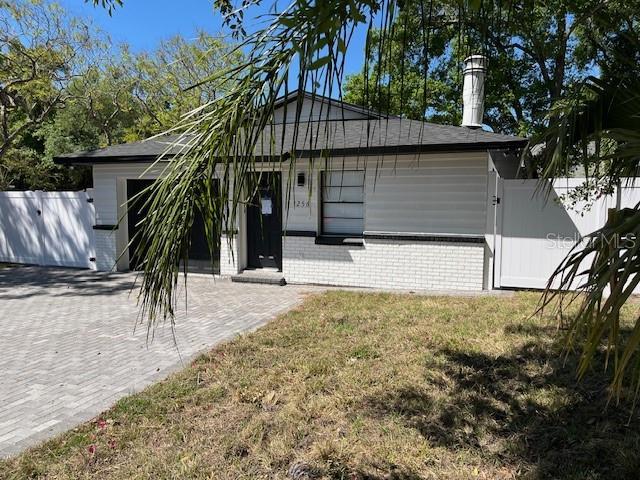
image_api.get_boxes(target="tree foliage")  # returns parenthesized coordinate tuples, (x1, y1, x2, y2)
(0, 0, 96, 189)
(343, 0, 638, 175)
(1, 0, 241, 190)
(343, 1, 461, 124)
(43, 32, 242, 158)
(123, 32, 242, 139)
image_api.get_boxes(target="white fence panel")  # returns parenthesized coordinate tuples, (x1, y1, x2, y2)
(498, 179, 640, 290)
(40, 191, 96, 268)
(617, 183, 640, 210)
(0, 191, 43, 265)
(0, 190, 96, 269)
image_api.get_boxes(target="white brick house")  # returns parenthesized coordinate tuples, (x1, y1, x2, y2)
(55, 66, 526, 291)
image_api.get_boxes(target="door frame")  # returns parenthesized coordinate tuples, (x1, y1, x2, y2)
(246, 172, 283, 270)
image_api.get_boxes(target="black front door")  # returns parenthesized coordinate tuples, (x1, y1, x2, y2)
(247, 173, 282, 270)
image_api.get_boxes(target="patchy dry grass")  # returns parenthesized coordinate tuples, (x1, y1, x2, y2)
(2, 291, 640, 479)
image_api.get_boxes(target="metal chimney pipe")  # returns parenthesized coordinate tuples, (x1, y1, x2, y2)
(462, 55, 487, 129)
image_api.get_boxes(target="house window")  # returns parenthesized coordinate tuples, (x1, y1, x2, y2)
(321, 170, 365, 236)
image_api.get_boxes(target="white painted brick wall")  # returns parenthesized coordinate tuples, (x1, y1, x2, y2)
(95, 229, 485, 290)
(282, 237, 485, 290)
(219, 235, 240, 276)
(94, 230, 117, 272)
(94, 229, 238, 275)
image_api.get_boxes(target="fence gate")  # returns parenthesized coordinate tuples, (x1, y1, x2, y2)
(0, 190, 96, 269)
(496, 179, 640, 290)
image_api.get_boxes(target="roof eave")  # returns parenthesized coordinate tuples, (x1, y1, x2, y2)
(53, 153, 294, 166)
(293, 140, 528, 158)
(54, 140, 527, 165)
(53, 154, 175, 166)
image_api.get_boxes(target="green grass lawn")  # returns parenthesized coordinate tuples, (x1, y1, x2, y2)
(2, 291, 640, 479)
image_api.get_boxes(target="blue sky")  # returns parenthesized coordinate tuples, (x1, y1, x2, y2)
(59, 0, 226, 53)
(58, 0, 369, 92)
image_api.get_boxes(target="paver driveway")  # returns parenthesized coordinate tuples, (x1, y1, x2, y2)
(0, 266, 319, 458)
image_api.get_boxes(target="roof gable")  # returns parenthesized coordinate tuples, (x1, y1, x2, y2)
(271, 91, 386, 123)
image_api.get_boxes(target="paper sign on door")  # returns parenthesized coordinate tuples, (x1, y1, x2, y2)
(261, 197, 272, 215)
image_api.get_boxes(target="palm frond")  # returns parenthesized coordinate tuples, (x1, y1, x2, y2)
(134, 1, 386, 325)
(130, 0, 497, 330)
(533, 20, 640, 402)
(539, 207, 640, 401)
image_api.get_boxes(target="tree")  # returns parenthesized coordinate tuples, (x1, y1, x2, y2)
(343, 0, 635, 154)
(343, 2, 461, 123)
(42, 31, 243, 155)
(123, 31, 243, 140)
(33, 59, 138, 191)
(2, 16, 243, 190)
(0, 0, 96, 188)
(71, 63, 139, 147)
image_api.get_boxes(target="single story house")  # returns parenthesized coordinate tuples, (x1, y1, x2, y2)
(55, 56, 527, 291)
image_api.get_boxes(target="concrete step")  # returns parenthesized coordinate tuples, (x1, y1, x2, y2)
(231, 269, 286, 286)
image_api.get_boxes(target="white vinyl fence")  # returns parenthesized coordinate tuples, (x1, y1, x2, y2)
(496, 178, 640, 290)
(0, 190, 96, 270)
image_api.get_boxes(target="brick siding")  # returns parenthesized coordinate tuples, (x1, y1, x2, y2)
(282, 236, 484, 290)
(94, 230, 117, 272)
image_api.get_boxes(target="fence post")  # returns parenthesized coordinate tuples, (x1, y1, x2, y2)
(35, 190, 44, 266)
(492, 175, 504, 289)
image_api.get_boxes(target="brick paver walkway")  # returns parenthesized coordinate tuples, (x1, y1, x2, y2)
(0, 266, 320, 458)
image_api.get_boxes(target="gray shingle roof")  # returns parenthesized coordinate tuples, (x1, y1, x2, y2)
(55, 134, 188, 161)
(55, 119, 526, 164)
(257, 118, 525, 155)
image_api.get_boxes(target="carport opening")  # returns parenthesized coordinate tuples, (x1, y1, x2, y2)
(126, 179, 220, 274)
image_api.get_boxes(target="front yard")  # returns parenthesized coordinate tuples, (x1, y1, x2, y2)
(2, 291, 639, 479)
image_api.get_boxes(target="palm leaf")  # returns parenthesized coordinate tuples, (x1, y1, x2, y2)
(539, 207, 640, 400)
(535, 21, 640, 401)
(127, 0, 497, 331)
